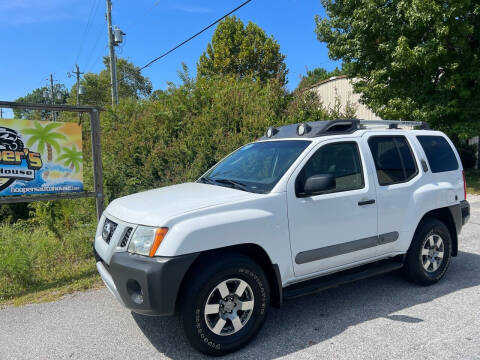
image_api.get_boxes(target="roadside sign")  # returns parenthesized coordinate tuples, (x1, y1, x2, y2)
(0, 118, 83, 196)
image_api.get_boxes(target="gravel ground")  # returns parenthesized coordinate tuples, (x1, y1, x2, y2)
(1, 195, 479, 360)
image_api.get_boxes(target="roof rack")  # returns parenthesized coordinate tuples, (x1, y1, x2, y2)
(359, 120, 430, 130)
(260, 119, 430, 140)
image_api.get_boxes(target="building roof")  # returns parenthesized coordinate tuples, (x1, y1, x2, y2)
(303, 75, 350, 92)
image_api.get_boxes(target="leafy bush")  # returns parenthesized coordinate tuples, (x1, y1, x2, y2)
(101, 75, 288, 200)
(100, 74, 352, 201)
(0, 203, 30, 224)
(456, 142, 478, 169)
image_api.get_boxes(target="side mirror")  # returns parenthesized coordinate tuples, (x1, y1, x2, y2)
(301, 174, 336, 196)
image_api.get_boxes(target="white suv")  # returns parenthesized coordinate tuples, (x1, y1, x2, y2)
(94, 120, 470, 355)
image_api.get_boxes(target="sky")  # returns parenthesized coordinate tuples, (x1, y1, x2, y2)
(0, 0, 340, 117)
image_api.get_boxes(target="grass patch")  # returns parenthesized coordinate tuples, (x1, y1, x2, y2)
(0, 221, 102, 306)
(465, 169, 480, 195)
(1, 274, 103, 308)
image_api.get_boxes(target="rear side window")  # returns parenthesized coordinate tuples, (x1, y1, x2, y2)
(368, 136, 418, 186)
(417, 136, 459, 173)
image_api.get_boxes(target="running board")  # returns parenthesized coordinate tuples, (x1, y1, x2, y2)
(283, 260, 404, 300)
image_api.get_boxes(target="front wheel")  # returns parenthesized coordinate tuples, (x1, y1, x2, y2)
(405, 218, 452, 285)
(180, 254, 270, 356)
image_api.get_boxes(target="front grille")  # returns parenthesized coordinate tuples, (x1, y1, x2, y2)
(120, 227, 132, 247)
(102, 218, 117, 244)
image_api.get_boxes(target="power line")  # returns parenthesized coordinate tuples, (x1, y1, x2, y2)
(75, 0, 102, 64)
(113, 0, 252, 88)
(85, 29, 107, 72)
(87, 0, 252, 89)
(138, 0, 252, 72)
(85, 0, 160, 74)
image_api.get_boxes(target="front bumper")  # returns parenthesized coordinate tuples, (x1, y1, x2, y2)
(95, 247, 199, 316)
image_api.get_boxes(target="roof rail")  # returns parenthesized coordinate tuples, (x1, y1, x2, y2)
(359, 120, 430, 130)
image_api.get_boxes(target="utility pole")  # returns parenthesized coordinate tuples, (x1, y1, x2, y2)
(106, 0, 118, 106)
(72, 64, 84, 120)
(0, 108, 3, 119)
(49, 73, 57, 121)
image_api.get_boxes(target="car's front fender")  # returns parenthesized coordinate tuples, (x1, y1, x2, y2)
(157, 192, 294, 285)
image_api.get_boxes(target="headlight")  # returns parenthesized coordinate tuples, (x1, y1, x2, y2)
(127, 226, 168, 257)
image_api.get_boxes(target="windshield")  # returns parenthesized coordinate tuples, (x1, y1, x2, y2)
(200, 140, 310, 193)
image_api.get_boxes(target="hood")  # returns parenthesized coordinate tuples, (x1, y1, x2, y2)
(105, 182, 261, 226)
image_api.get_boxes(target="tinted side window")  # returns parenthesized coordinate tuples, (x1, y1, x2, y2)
(368, 136, 418, 186)
(396, 137, 417, 179)
(417, 136, 459, 173)
(296, 142, 364, 195)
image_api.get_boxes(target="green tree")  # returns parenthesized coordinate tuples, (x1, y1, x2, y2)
(296, 66, 345, 91)
(57, 146, 83, 173)
(197, 16, 288, 85)
(14, 84, 69, 120)
(71, 57, 153, 107)
(315, 0, 480, 138)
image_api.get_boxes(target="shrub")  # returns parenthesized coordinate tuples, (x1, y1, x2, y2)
(0, 225, 33, 289)
(456, 142, 477, 169)
(100, 76, 288, 200)
(0, 221, 97, 300)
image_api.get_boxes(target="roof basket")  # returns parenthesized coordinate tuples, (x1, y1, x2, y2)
(259, 119, 430, 141)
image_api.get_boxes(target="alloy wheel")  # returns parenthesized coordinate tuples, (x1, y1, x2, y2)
(421, 234, 444, 273)
(204, 278, 255, 336)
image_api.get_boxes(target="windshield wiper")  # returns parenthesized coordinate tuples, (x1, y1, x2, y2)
(199, 176, 252, 192)
(211, 178, 249, 192)
(198, 176, 216, 185)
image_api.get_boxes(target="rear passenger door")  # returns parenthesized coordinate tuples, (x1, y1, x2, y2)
(364, 134, 421, 256)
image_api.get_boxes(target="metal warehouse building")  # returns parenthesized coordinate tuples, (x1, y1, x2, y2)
(307, 75, 381, 121)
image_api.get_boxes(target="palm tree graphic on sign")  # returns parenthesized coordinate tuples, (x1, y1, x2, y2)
(57, 146, 82, 174)
(23, 121, 68, 179)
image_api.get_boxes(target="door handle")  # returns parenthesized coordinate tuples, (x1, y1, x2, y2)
(358, 199, 375, 206)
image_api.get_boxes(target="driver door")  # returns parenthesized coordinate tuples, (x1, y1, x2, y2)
(287, 139, 379, 277)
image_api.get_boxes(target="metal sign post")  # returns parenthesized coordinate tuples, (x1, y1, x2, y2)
(0, 101, 104, 219)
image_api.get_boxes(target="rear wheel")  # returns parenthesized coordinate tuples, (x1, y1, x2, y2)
(180, 254, 270, 356)
(405, 218, 452, 285)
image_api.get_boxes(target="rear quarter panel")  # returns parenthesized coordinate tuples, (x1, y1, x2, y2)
(381, 131, 464, 254)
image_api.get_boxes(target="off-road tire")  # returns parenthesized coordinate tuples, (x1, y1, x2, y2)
(405, 218, 452, 285)
(180, 253, 270, 356)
